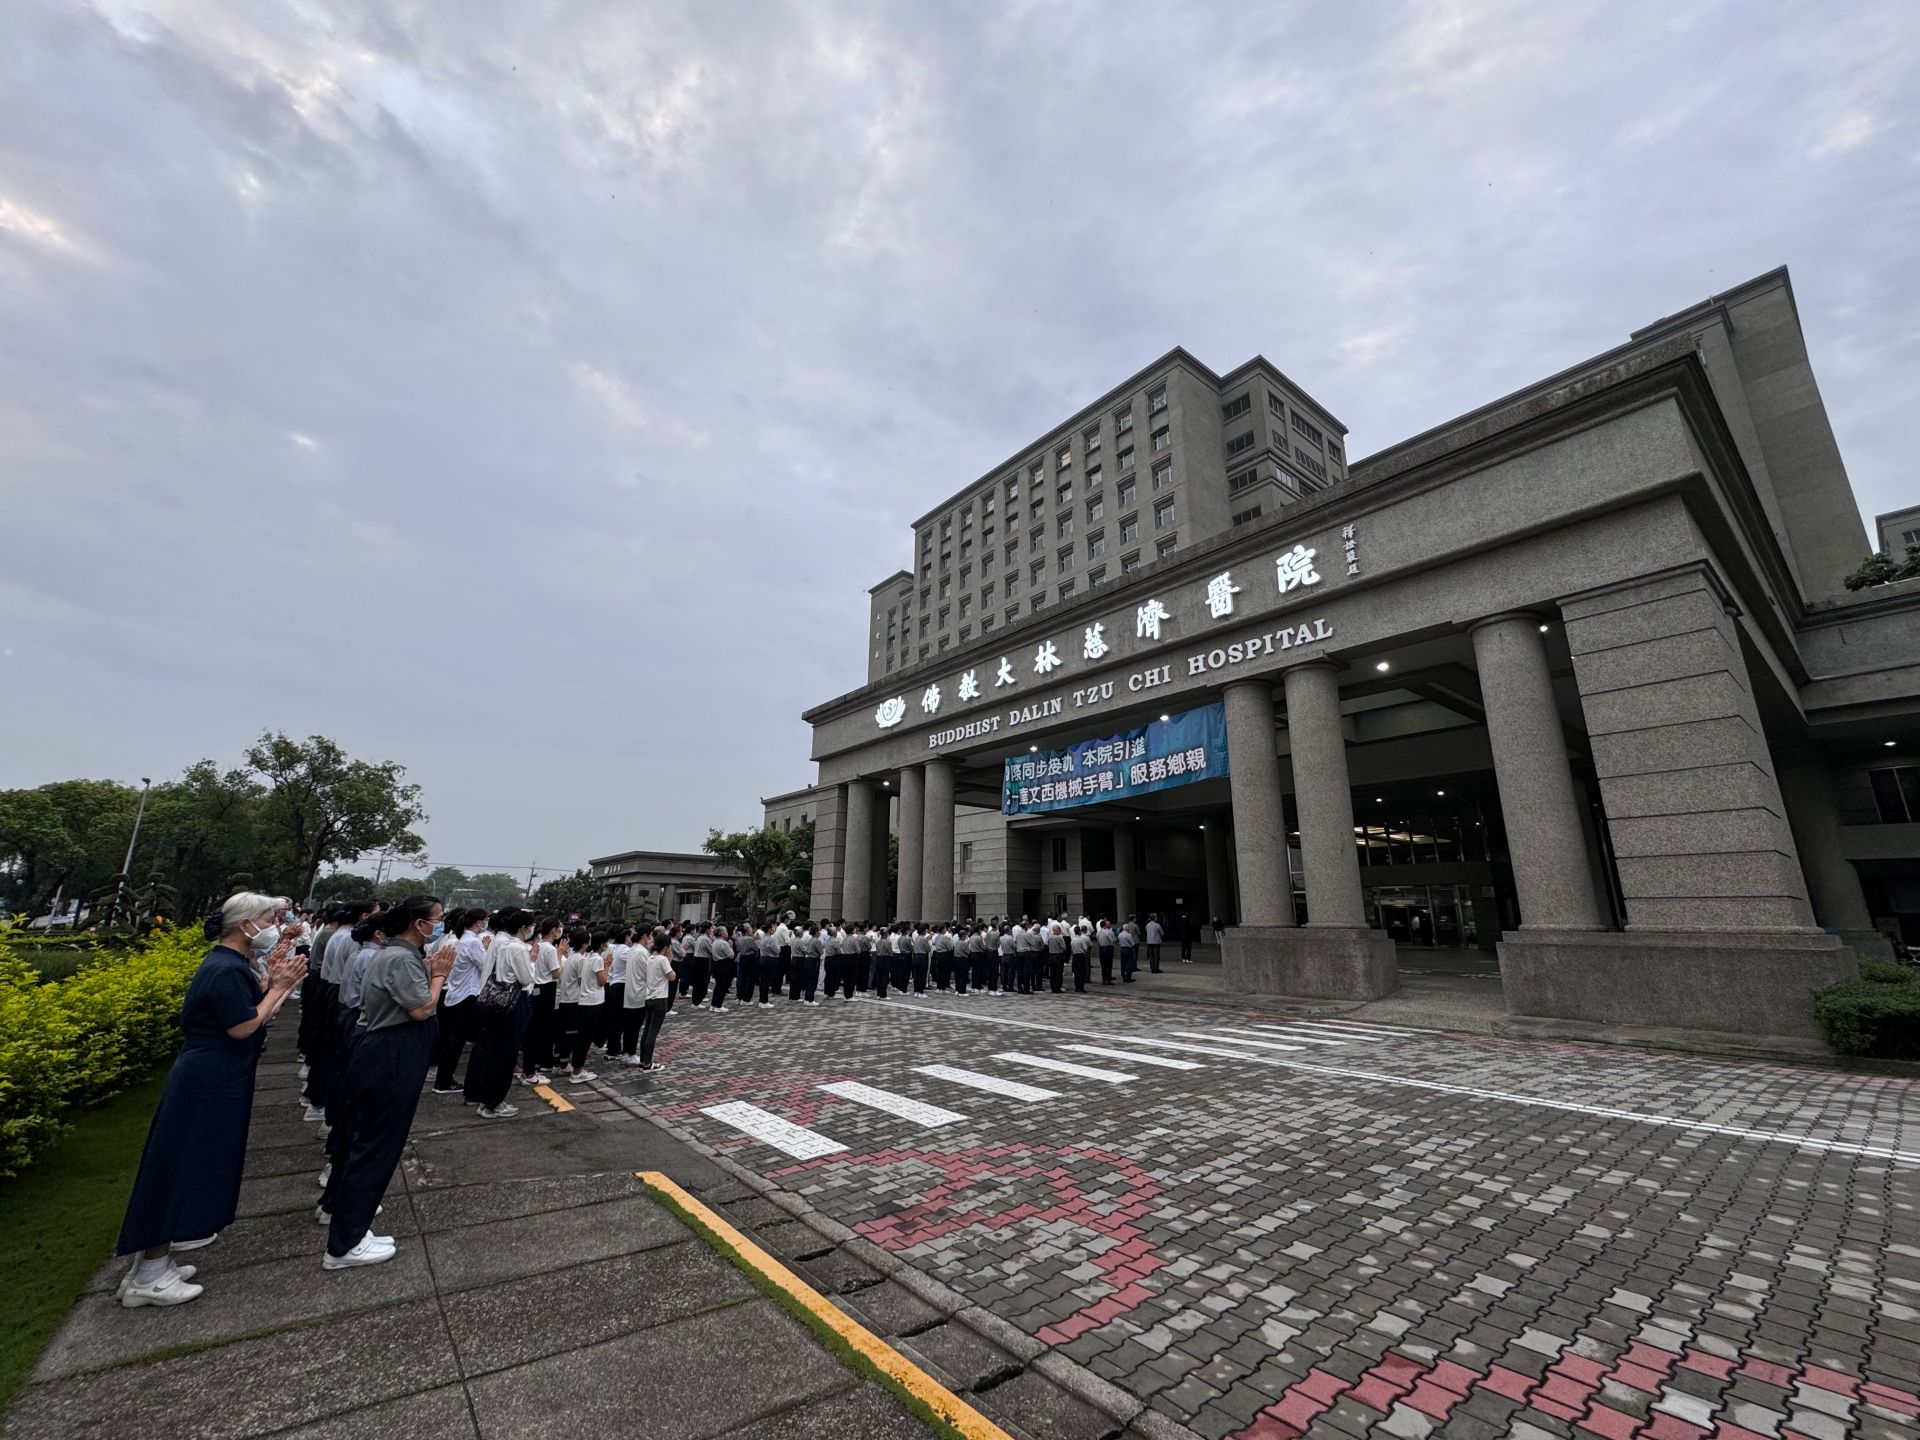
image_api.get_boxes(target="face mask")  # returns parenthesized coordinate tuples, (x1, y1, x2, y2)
(428, 921, 446, 941)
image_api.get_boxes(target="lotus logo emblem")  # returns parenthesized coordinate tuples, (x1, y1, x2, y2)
(874, 696, 907, 729)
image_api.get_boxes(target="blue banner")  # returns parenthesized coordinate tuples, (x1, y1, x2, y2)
(1002, 702, 1230, 816)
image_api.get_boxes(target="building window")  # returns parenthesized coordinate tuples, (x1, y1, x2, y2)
(1082, 425, 1100, 456)
(938, 578, 951, 601)
(1056, 442, 1072, 469)
(1057, 513, 1074, 540)
(1291, 410, 1326, 448)
(1085, 464, 1101, 490)
(984, 494, 996, 516)
(1222, 394, 1251, 421)
(918, 616, 929, 637)
(1152, 460, 1173, 491)
(1087, 529, 1107, 558)
(960, 539, 973, 561)
(919, 643, 930, 659)
(1114, 407, 1134, 435)
(1150, 426, 1171, 453)
(1007, 576, 1020, 598)
(1121, 552, 1141, 574)
(1119, 515, 1139, 544)
(1030, 527, 1044, 554)
(1157, 535, 1178, 558)
(1226, 430, 1255, 457)
(1870, 767, 1920, 823)
(1031, 595, 1047, 612)
(1117, 478, 1136, 507)
(1147, 384, 1167, 415)
(959, 624, 972, 642)
(1006, 478, 1019, 502)
(1028, 461, 1045, 483)
(959, 564, 971, 586)
(1087, 496, 1104, 522)
(981, 554, 994, 579)
(1030, 559, 1045, 584)
(938, 605, 950, 627)
(940, 519, 952, 540)
(1005, 606, 1018, 624)
(1057, 481, 1072, 507)
(920, 587, 930, 606)
(1052, 837, 1068, 871)
(981, 613, 995, 633)
(961, 842, 973, 868)
(1231, 505, 1262, 525)
(1089, 565, 1106, 586)
(1059, 578, 1075, 599)
(1155, 497, 1176, 528)
(1294, 444, 1328, 482)
(959, 594, 972, 617)
(1229, 467, 1260, 494)
(1268, 392, 1286, 418)
(1058, 546, 1075, 573)
(939, 635, 951, 650)
(1029, 497, 1044, 519)
(1117, 446, 1134, 472)
(1005, 540, 1018, 564)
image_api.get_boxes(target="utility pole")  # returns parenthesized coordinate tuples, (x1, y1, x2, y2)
(113, 778, 152, 925)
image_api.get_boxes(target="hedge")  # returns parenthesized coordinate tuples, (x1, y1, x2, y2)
(1812, 969, 1920, 1060)
(0, 924, 209, 1177)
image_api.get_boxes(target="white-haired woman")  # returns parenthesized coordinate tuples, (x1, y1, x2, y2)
(115, 892, 307, 1307)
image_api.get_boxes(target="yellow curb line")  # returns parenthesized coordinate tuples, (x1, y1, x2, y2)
(532, 1083, 574, 1113)
(636, 1171, 1014, 1440)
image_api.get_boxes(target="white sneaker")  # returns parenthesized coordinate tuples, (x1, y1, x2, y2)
(525, 1072, 552, 1086)
(121, 1270, 203, 1307)
(317, 1162, 331, 1188)
(171, 1233, 219, 1252)
(323, 1234, 396, 1269)
(303, 1104, 325, 1122)
(804, 999, 818, 1006)
(477, 1103, 519, 1119)
(760, 1001, 773, 1009)
(619, 1054, 642, 1066)
(569, 1070, 597, 1083)
(117, 1261, 196, 1298)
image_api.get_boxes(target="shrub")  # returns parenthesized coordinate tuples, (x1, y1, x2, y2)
(0, 925, 208, 1176)
(1859, 956, 1916, 985)
(1812, 974, 1920, 1059)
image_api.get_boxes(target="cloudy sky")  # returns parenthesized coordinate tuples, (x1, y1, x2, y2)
(3, 0, 1915, 882)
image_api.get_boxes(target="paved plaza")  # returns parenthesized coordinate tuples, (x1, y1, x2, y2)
(611, 987, 1920, 1440)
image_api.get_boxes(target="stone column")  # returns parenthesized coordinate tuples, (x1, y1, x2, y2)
(923, 759, 956, 922)
(1470, 613, 1607, 930)
(661, 884, 677, 923)
(1204, 816, 1233, 928)
(1775, 748, 1887, 956)
(1222, 679, 1294, 926)
(1112, 824, 1137, 923)
(871, 793, 894, 921)
(896, 767, 926, 922)
(1282, 661, 1367, 928)
(842, 778, 877, 921)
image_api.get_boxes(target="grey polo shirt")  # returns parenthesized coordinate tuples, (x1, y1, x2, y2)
(359, 940, 430, 1033)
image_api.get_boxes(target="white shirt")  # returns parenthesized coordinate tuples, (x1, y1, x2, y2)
(491, 934, 536, 988)
(576, 948, 607, 1006)
(556, 949, 583, 1003)
(534, 940, 560, 987)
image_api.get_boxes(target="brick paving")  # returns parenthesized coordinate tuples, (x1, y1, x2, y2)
(601, 987, 1920, 1440)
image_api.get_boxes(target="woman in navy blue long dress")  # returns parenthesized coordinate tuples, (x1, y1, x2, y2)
(114, 892, 307, 1308)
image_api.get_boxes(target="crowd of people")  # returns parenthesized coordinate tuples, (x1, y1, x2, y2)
(111, 887, 1197, 1307)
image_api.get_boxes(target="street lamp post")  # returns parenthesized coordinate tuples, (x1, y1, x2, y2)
(114, 777, 152, 926)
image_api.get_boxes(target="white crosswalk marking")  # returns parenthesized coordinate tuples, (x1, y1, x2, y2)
(700, 1101, 848, 1158)
(1233, 1024, 1350, 1046)
(993, 1051, 1136, 1083)
(913, 1064, 1060, 1101)
(1288, 1019, 1414, 1038)
(1168, 1029, 1307, 1052)
(817, 1081, 966, 1127)
(1061, 1043, 1204, 1071)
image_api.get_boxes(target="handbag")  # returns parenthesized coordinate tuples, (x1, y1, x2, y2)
(476, 944, 523, 1016)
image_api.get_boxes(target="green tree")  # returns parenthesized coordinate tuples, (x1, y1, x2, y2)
(529, 868, 606, 919)
(702, 826, 796, 924)
(463, 872, 525, 909)
(786, 821, 815, 917)
(140, 763, 265, 916)
(1844, 551, 1903, 591)
(423, 865, 470, 900)
(0, 780, 140, 916)
(245, 732, 426, 899)
(311, 871, 379, 904)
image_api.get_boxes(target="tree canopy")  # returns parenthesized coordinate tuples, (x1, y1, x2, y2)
(703, 825, 810, 924)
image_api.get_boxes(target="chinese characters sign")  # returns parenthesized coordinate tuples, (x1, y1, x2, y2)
(1002, 702, 1229, 816)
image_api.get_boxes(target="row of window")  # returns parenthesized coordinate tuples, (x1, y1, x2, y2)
(920, 462, 1171, 592)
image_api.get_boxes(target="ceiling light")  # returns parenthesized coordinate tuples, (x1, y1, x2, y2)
(1159, 713, 1170, 722)
(1538, 624, 1549, 633)
(1375, 661, 1390, 672)
(1436, 789, 1446, 796)
(1030, 744, 1038, 752)
(1886, 741, 1898, 748)
(1374, 797, 1384, 804)
(1198, 824, 1206, 830)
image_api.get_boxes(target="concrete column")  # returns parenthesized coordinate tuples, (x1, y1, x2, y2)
(923, 759, 956, 921)
(896, 767, 925, 922)
(871, 794, 894, 921)
(661, 885, 677, 923)
(1470, 613, 1606, 930)
(842, 779, 877, 920)
(1282, 661, 1367, 928)
(1204, 816, 1233, 927)
(1776, 747, 1886, 953)
(1112, 824, 1137, 923)
(1222, 678, 1295, 927)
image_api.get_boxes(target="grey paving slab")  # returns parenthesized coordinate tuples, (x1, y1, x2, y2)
(422, 1193, 686, 1294)
(35, 1244, 436, 1381)
(259, 1384, 477, 1440)
(897, 1322, 1023, 1392)
(835, 1279, 947, 1338)
(442, 1237, 756, 1375)
(709, 1382, 932, 1439)
(974, 1369, 1127, 1440)
(463, 1298, 852, 1440)
(407, 1170, 649, 1233)
(82, 1201, 420, 1296)
(3, 1297, 456, 1440)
